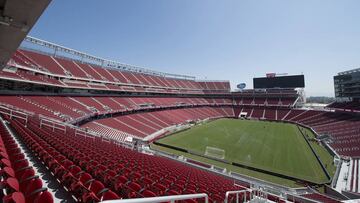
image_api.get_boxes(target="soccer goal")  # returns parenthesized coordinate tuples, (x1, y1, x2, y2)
(204, 146, 225, 160)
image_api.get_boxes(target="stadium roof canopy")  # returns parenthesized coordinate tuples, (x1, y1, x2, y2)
(0, 0, 51, 69)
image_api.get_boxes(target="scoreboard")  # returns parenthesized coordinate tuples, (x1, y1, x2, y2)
(253, 74, 305, 89)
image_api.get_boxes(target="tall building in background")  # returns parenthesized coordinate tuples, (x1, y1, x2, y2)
(334, 68, 360, 99)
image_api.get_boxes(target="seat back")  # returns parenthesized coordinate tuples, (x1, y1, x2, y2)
(2, 191, 25, 203)
(101, 190, 120, 201)
(142, 190, 156, 197)
(89, 180, 105, 195)
(34, 191, 53, 203)
(24, 178, 42, 195)
(128, 182, 141, 192)
(19, 169, 35, 182)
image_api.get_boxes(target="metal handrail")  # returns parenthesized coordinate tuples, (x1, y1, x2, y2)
(101, 193, 208, 203)
(0, 104, 29, 123)
(224, 189, 252, 203)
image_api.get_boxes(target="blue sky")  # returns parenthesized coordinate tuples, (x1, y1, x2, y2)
(28, 0, 360, 96)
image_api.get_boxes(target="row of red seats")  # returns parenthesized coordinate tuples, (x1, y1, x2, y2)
(7, 115, 244, 202)
(301, 193, 341, 203)
(234, 106, 291, 120)
(328, 100, 360, 111)
(282, 109, 306, 120)
(7, 116, 121, 202)
(300, 112, 353, 127)
(197, 81, 230, 92)
(9, 49, 230, 93)
(289, 110, 324, 123)
(287, 110, 360, 157)
(234, 88, 297, 94)
(0, 70, 209, 95)
(83, 107, 234, 139)
(0, 118, 53, 203)
(234, 97, 296, 106)
(0, 95, 234, 122)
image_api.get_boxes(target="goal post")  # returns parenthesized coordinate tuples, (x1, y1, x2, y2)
(204, 146, 225, 160)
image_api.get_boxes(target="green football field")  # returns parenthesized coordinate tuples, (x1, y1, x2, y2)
(155, 119, 333, 185)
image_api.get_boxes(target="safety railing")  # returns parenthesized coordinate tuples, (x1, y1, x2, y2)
(0, 104, 29, 123)
(224, 189, 252, 203)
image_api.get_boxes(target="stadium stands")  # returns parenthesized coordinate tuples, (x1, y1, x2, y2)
(82, 107, 234, 142)
(301, 192, 341, 203)
(234, 96, 297, 107)
(4, 115, 244, 202)
(263, 107, 276, 120)
(0, 95, 233, 123)
(2, 37, 358, 202)
(328, 100, 360, 111)
(0, 117, 54, 203)
(2, 49, 231, 95)
(286, 110, 360, 157)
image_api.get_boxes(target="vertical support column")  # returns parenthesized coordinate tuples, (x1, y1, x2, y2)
(101, 59, 105, 68)
(54, 47, 58, 57)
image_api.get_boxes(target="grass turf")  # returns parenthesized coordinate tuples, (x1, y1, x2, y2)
(301, 127, 336, 176)
(155, 119, 332, 185)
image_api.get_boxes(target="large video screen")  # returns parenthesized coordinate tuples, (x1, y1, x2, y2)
(253, 75, 305, 89)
